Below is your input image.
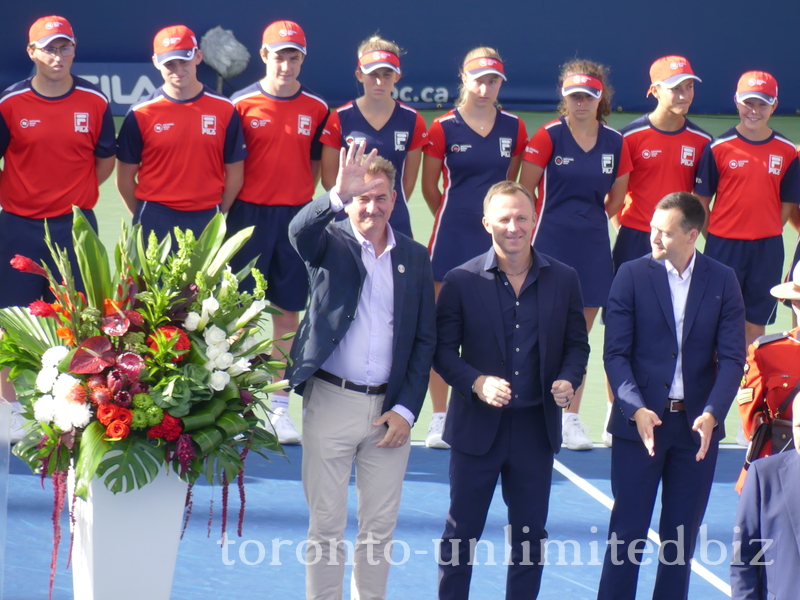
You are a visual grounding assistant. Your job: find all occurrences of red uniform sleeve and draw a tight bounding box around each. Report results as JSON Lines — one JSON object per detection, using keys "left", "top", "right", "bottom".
{"left": 738, "top": 344, "right": 766, "bottom": 440}
{"left": 522, "top": 126, "right": 553, "bottom": 168}
{"left": 513, "top": 118, "right": 528, "bottom": 156}
{"left": 408, "top": 112, "right": 429, "bottom": 151}
{"left": 423, "top": 120, "right": 446, "bottom": 160}
{"left": 319, "top": 109, "right": 342, "bottom": 149}
{"left": 618, "top": 137, "right": 633, "bottom": 177}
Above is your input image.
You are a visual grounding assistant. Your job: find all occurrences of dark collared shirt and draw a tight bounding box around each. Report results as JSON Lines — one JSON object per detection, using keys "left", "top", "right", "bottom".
{"left": 485, "top": 249, "right": 543, "bottom": 408}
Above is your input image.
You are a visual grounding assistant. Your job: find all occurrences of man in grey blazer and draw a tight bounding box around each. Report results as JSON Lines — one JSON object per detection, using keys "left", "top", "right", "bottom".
{"left": 286, "top": 141, "right": 436, "bottom": 600}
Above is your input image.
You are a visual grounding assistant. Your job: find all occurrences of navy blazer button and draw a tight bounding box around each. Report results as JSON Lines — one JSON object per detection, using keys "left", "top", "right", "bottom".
{"left": 332, "top": 338, "right": 339, "bottom": 344}
{"left": 672, "top": 352, "right": 677, "bottom": 358}
{"left": 664, "top": 383, "right": 670, "bottom": 389}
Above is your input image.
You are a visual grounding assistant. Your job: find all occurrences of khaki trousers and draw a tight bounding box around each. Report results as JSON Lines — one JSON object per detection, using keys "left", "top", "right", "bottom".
{"left": 302, "top": 376, "right": 411, "bottom": 600}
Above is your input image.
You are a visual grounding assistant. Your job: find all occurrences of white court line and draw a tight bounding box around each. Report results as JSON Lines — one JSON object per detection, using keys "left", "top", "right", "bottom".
{"left": 553, "top": 459, "right": 733, "bottom": 598}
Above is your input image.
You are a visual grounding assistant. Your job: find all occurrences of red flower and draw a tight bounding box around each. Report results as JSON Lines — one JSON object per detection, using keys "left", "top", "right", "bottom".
{"left": 147, "top": 326, "right": 191, "bottom": 363}
{"left": 147, "top": 413, "right": 182, "bottom": 441}
{"left": 116, "top": 407, "right": 133, "bottom": 426}
{"left": 106, "top": 420, "right": 130, "bottom": 439}
{"left": 90, "top": 386, "right": 112, "bottom": 404}
{"left": 96, "top": 403, "right": 120, "bottom": 426}
{"left": 28, "top": 299, "right": 58, "bottom": 318}
{"left": 10, "top": 255, "right": 47, "bottom": 277}
{"left": 87, "top": 375, "right": 105, "bottom": 389}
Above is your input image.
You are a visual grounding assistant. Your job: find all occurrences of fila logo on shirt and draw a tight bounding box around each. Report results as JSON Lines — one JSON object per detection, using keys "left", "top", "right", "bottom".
{"left": 768, "top": 155, "right": 784, "bottom": 175}
{"left": 19, "top": 118, "right": 41, "bottom": 128}
{"left": 298, "top": 115, "right": 312, "bottom": 136}
{"left": 641, "top": 149, "right": 662, "bottom": 159}
{"left": 554, "top": 156, "right": 573, "bottom": 166}
{"left": 728, "top": 159, "right": 748, "bottom": 169}
{"left": 202, "top": 115, "right": 217, "bottom": 135}
{"left": 499, "top": 137, "right": 512, "bottom": 158}
{"left": 680, "top": 146, "right": 696, "bottom": 167}
{"left": 74, "top": 113, "right": 89, "bottom": 133}
{"left": 394, "top": 131, "right": 409, "bottom": 151}
{"left": 601, "top": 154, "right": 615, "bottom": 174}
{"left": 450, "top": 144, "right": 472, "bottom": 153}
{"left": 153, "top": 122, "right": 175, "bottom": 133}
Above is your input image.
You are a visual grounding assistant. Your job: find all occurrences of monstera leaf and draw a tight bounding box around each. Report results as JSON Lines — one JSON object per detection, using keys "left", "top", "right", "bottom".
{"left": 95, "top": 436, "right": 167, "bottom": 494}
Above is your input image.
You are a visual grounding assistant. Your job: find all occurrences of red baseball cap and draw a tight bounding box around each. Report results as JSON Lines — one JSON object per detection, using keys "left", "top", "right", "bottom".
{"left": 262, "top": 21, "right": 306, "bottom": 54}
{"left": 561, "top": 74, "right": 603, "bottom": 99}
{"left": 463, "top": 57, "right": 506, "bottom": 81}
{"left": 29, "top": 16, "right": 75, "bottom": 47}
{"left": 153, "top": 25, "right": 198, "bottom": 66}
{"left": 647, "top": 56, "right": 701, "bottom": 96}
{"left": 736, "top": 71, "right": 778, "bottom": 105}
{"left": 359, "top": 51, "right": 401, "bottom": 74}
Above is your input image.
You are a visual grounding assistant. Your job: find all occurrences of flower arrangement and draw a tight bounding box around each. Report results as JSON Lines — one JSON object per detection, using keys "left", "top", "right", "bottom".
{"left": 1, "top": 209, "right": 287, "bottom": 594}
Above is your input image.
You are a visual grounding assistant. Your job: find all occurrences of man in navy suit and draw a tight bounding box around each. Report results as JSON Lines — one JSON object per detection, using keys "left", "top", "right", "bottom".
{"left": 286, "top": 142, "right": 436, "bottom": 600}
{"left": 598, "top": 192, "right": 746, "bottom": 600}
{"left": 434, "top": 181, "right": 590, "bottom": 599}
{"left": 731, "top": 394, "right": 800, "bottom": 600}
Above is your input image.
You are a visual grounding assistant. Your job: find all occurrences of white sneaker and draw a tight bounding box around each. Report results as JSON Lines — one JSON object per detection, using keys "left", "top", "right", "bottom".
{"left": 425, "top": 413, "right": 450, "bottom": 449}
{"left": 601, "top": 403, "right": 613, "bottom": 447}
{"left": 562, "top": 415, "right": 593, "bottom": 451}
{"left": 268, "top": 407, "right": 302, "bottom": 445}
{"left": 735, "top": 421, "right": 748, "bottom": 447}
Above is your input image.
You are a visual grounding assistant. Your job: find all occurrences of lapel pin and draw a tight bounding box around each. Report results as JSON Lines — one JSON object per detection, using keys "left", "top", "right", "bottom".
{"left": 397, "top": 264, "right": 405, "bottom": 273}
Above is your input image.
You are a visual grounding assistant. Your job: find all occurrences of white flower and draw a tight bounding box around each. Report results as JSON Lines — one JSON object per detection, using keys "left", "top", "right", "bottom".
{"left": 36, "top": 366, "right": 59, "bottom": 393}
{"left": 33, "top": 394, "right": 56, "bottom": 423}
{"left": 209, "top": 370, "right": 231, "bottom": 391}
{"left": 204, "top": 360, "right": 216, "bottom": 372}
{"left": 66, "top": 402, "right": 92, "bottom": 429}
{"left": 52, "top": 373, "right": 82, "bottom": 401}
{"left": 184, "top": 311, "right": 201, "bottom": 331}
{"left": 202, "top": 297, "right": 220, "bottom": 317}
{"left": 237, "top": 336, "right": 258, "bottom": 357}
{"left": 228, "top": 300, "right": 267, "bottom": 332}
{"left": 42, "top": 346, "right": 70, "bottom": 369}
{"left": 227, "top": 357, "right": 251, "bottom": 377}
{"left": 214, "top": 352, "right": 234, "bottom": 370}
{"left": 52, "top": 397, "right": 74, "bottom": 431}
{"left": 206, "top": 345, "right": 222, "bottom": 360}
{"left": 204, "top": 325, "right": 228, "bottom": 347}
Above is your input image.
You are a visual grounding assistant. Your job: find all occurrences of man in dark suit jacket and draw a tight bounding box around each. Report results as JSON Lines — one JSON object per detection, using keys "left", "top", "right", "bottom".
{"left": 598, "top": 192, "right": 745, "bottom": 600}
{"left": 434, "top": 181, "right": 590, "bottom": 599}
{"left": 731, "top": 394, "right": 800, "bottom": 600}
{"left": 286, "top": 142, "right": 436, "bottom": 600}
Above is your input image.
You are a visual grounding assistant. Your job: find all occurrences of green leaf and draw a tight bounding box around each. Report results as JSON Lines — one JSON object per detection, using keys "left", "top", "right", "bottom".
{"left": 205, "top": 227, "right": 254, "bottom": 281}
{"left": 186, "top": 213, "right": 226, "bottom": 282}
{"left": 180, "top": 397, "right": 227, "bottom": 431}
{"left": 72, "top": 206, "right": 112, "bottom": 310}
{"left": 0, "top": 307, "right": 60, "bottom": 355}
{"left": 214, "top": 411, "right": 250, "bottom": 438}
{"left": 73, "top": 421, "right": 110, "bottom": 499}
{"left": 192, "top": 426, "right": 225, "bottom": 455}
{"left": 95, "top": 437, "right": 166, "bottom": 494}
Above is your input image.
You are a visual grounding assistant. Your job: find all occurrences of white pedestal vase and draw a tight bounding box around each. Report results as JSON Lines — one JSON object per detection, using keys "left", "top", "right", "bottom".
{"left": 68, "top": 468, "right": 188, "bottom": 600}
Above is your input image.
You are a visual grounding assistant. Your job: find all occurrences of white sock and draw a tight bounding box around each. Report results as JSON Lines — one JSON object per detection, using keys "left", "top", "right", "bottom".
{"left": 271, "top": 394, "right": 289, "bottom": 411}
{"left": 563, "top": 412, "right": 578, "bottom": 423}
{"left": 432, "top": 412, "right": 446, "bottom": 420}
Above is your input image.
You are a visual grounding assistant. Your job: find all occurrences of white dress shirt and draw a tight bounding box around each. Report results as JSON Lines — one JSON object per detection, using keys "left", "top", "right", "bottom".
{"left": 320, "top": 190, "right": 415, "bottom": 425}
{"left": 665, "top": 251, "right": 696, "bottom": 400}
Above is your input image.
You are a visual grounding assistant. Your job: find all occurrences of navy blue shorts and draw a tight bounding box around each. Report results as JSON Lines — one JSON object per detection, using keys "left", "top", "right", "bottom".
{"left": 612, "top": 226, "right": 651, "bottom": 272}
{"left": 704, "top": 233, "right": 782, "bottom": 326}
{"left": 226, "top": 200, "right": 309, "bottom": 312}
{"left": 133, "top": 201, "right": 219, "bottom": 244}
{"left": 0, "top": 210, "right": 97, "bottom": 308}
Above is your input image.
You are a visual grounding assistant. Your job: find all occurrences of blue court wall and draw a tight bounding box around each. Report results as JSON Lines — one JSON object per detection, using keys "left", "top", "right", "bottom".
{"left": 3, "top": 0, "right": 800, "bottom": 115}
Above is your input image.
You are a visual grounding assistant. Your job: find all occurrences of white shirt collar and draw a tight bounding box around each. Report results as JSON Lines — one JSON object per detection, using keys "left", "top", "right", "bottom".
{"left": 665, "top": 250, "right": 696, "bottom": 281}
{"left": 352, "top": 223, "right": 396, "bottom": 257}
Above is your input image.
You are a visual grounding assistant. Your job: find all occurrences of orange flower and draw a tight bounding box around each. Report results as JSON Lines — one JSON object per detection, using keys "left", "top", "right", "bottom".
{"left": 116, "top": 407, "right": 133, "bottom": 426}
{"left": 106, "top": 420, "right": 130, "bottom": 439}
{"left": 56, "top": 327, "right": 75, "bottom": 346}
{"left": 104, "top": 298, "right": 122, "bottom": 316}
{"left": 96, "top": 402, "right": 120, "bottom": 426}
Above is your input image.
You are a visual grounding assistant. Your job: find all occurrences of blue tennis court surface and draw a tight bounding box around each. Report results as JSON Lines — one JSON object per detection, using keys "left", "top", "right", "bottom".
{"left": 4, "top": 444, "right": 747, "bottom": 599}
